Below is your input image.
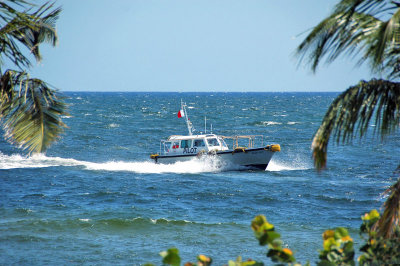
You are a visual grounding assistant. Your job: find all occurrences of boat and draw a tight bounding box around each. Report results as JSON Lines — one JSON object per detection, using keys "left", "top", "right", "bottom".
{"left": 150, "top": 101, "right": 280, "bottom": 170}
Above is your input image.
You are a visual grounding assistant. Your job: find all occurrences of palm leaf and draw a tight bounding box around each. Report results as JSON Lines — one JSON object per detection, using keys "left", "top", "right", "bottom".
{"left": 296, "top": 0, "right": 400, "bottom": 77}
{"left": 374, "top": 177, "right": 400, "bottom": 238}
{"left": 312, "top": 79, "right": 400, "bottom": 169}
{"left": 0, "top": 69, "right": 67, "bottom": 153}
{"left": 11, "top": 3, "right": 61, "bottom": 62}
{"left": 297, "top": 10, "right": 381, "bottom": 72}
{"left": 0, "top": 1, "right": 60, "bottom": 70}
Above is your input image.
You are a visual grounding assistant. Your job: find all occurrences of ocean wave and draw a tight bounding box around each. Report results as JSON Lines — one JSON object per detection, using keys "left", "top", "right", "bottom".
{"left": 14, "top": 208, "right": 34, "bottom": 214}
{"left": 108, "top": 123, "right": 119, "bottom": 128}
{"left": 315, "top": 194, "right": 379, "bottom": 204}
{"left": 253, "top": 121, "right": 283, "bottom": 126}
{"left": 2, "top": 217, "right": 237, "bottom": 232}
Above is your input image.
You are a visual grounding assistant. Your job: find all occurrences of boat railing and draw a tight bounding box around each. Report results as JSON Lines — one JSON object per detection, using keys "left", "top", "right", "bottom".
{"left": 221, "top": 135, "right": 264, "bottom": 149}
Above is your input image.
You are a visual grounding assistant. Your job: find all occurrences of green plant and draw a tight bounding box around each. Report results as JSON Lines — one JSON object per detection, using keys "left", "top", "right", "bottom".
{"left": 318, "top": 228, "right": 354, "bottom": 266}
{"left": 147, "top": 209, "right": 400, "bottom": 266}
{"left": 251, "top": 215, "right": 296, "bottom": 264}
{"left": 0, "top": 1, "right": 67, "bottom": 153}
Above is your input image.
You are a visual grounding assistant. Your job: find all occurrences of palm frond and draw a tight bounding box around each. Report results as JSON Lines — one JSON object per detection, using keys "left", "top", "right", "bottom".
{"left": 364, "top": 8, "right": 400, "bottom": 73}
{"left": 312, "top": 79, "right": 400, "bottom": 169}
{"left": 9, "top": 3, "right": 61, "bottom": 62}
{"left": 332, "top": 0, "right": 391, "bottom": 18}
{"left": 375, "top": 177, "right": 400, "bottom": 238}
{"left": 297, "top": 0, "right": 400, "bottom": 77}
{"left": 0, "top": 1, "right": 60, "bottom": 69}
{"left": 297, "top": 10, "right": 381, "bottom": 72}
{"left": 0, "top": 69, "right": 68, "bottom": 153}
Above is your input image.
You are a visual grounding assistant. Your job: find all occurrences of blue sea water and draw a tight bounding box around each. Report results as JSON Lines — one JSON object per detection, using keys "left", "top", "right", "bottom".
{"left": 0, "top": 92, "right": 399, "bottom": 265}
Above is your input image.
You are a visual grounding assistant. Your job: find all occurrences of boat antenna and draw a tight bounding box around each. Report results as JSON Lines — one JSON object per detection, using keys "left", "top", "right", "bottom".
{"left": 181, "top": 99, "right": 194, "bottom": 136}
{"left": 204, "top": 116, "right": 207, "bottom": 134}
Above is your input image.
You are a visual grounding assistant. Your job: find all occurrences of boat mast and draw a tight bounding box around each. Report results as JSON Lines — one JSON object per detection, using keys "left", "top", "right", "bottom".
{"left": 181, "top": 99, "right": 194, "bottom": 136}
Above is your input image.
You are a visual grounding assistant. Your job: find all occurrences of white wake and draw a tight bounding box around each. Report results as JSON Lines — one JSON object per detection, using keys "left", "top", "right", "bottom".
{"left": 0, "top": 153, "right": 227, "bottom": 174}
{"left": 266, "top": 158, "right": 312, "bottom": 171}
{"left": 0, "top": 153, "right": 311, "bottom": 173}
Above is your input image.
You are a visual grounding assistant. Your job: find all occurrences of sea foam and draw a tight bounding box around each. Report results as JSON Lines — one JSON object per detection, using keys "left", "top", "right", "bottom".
{"left": 0, "top": 152, "right": 309, "bottom": 173}
{"left": 266, "top": 158, "right": 312, "bottom": 171}
{"left": 0, "top": 153, "right": 231, "bottom": 173}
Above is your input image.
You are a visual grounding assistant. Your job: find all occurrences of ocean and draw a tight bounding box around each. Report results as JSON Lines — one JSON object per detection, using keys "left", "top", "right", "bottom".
{"left": 0, "top": 92, "right": 399, "bottom": 265}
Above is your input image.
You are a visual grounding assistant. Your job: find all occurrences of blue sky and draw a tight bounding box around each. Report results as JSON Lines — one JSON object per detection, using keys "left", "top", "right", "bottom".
{"left": 29, "top": 0, "right": 373, "bottom": 92}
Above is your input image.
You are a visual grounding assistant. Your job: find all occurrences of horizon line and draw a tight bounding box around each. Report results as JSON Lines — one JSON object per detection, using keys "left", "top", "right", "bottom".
{"left": 62, "top": 90, "right": 341, "bottom": 93}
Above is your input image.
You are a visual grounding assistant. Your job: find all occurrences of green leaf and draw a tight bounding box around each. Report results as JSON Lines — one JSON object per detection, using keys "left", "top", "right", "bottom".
{"left": 317, "top": 260, "right": 337, "bottom": 266}
{"left": 0, "top": 70, "right": 68, "bottom": 153}
{"left": 160, "top": 248, "right": 181, "bottom": 266}
{"left": 334, "top": 227, "right": 349, "bottom": 239}
{"left": 311, "top": 79, "right": 400, "bottom": 169}
{"left": 296, "top": 0, "right": 400, "bottom": 78}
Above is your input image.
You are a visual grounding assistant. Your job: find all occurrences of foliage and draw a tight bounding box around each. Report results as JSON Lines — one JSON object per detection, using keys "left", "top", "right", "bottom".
{"left": 318, "top": 228, "right": 355, "bottom": 266}
{"left": 296, "top": 0, "right": 400, "bottom": 79}
{"left": 310, "top": 79, "right": 400, "bottom": 169}
{"left": 251, "top": 215, "right": 296, "bottom": 264}
{"left": 296, "top": 0, "right": 400, "bottom": 170}
{"left": 359, "top": 209, "right": 400, "bottom": 265}
{"left": 160, "top": 248, "right": 181, "bottom": 266}
{"left": 145, "top": 210, "right": 400, "bottom": 266}
{"left": 0, "top": 0, "right": 67, "bottom": 153}
{"left": 226, "top": 256, "right": 263, "bottom": 266}
{"left": 375, "top": 178, "right": 400, "bottom": 238}
{"left": 0, "top": 69, "right": 67, "bottom": 153}
{"left": 296, "top": 3, "right": 400, "bottom": 265}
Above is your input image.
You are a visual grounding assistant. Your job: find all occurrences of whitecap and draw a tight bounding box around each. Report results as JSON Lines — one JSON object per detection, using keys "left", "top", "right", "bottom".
{"left": 262, "top": 121, "right": 282, "bottom": 126}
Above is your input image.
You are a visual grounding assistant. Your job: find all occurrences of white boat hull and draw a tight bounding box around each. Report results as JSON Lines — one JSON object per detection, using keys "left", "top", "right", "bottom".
{"left": 152, "top": 146, "right": 275, "bottom": 170}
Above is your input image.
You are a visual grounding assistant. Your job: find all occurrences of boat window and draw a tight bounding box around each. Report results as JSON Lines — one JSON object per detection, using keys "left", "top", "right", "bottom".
{"left": 193, "top": 139, "right": 205, "bottom": 147}
{"left": 207, "top": 138, "right": 219, "bottom": 147}
{"left": 220, "top": 138, "right": 228, "bottom": 148}
{"left": 164, "top": 141, "right": 172, "bottom": 153}
{"left": 181, "top": 139, "right": 192, "bottom": 148}
{"left": 172, "top": 141, "right": 180, "bottom": 149}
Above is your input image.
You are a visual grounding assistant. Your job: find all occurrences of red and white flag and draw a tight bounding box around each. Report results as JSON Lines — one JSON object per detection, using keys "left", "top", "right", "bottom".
{"left": 177, "top": 109, "right": 185, "bottom": 118}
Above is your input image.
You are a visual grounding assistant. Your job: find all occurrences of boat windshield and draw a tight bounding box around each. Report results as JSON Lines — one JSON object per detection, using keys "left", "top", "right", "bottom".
{"left": 207, "top": 138, "right": 219, "bottom": 147}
